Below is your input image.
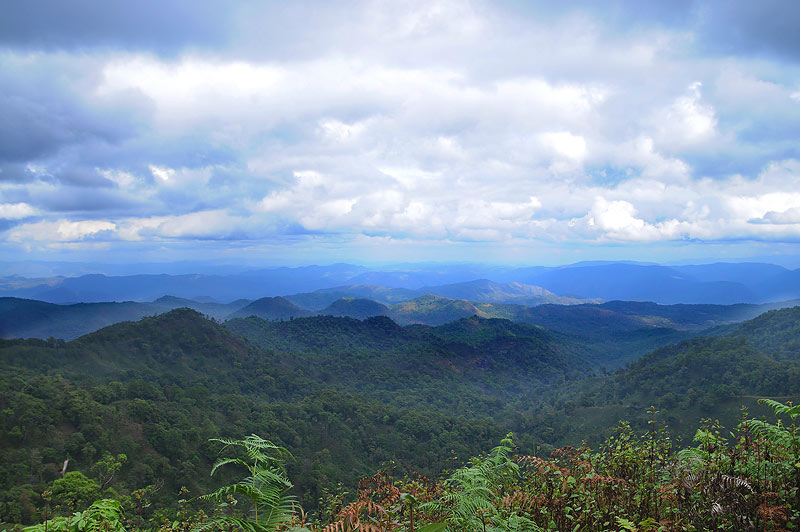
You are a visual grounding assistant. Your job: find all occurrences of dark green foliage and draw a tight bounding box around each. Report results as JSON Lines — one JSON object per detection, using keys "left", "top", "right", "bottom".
{"left": 224, "top": 313, "right": 586, "bottom": 414}
{"left": 731, "top": 306, "right": 800, "bottom": 360}
{"left": 23, "top": 498, "right": 125, "bottom": 532}
{"left": 0, "top": 310, "right": 516, "bottom": 522}
{"left": 50, "top": 473, "right": 100, "bottom": 513}
{"left": 228, "top": 298, "right": 313, "bottom": 321}
{"left": 3, "top": 304, "right": 800, "bottom": 530}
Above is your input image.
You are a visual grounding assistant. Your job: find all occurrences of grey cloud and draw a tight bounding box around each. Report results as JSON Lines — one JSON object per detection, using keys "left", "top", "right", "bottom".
{"left": 696, "top": 0, "right": 800, "bottom": 62}
{"left": 5, "top": 0, "right": 799, "bottom": 67}
{"left": 0, "top": 163, "right": 38, "bottom": 183}
{"left": 751, "top": 207, "right": 800, "bottom": 225}
{"left": 0, "top": 0, "right": 376, "bottom": 63}
{"left": 33, "top": 186, "right": 145, "bottom": 213}
{"left": 81, "top": 134, "right": 240, "bottom": 177}
{"left": 0, "top": 56, "right": 151, "bottom": 169}
{"left": 501, "top": 0, "right": 696, "bottom": 28}
{"left": 53, "top": 166, "right": 116, "bottom": 188}
{"left": 0, "top": 0, "right": 232, "bottom": 54}
{"left": 501, "top": 0, "right": 800, "bottom": 66}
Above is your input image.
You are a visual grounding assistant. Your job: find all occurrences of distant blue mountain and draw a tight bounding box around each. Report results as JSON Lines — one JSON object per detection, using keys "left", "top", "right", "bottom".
{"left": 0, "top": 261, "right": 798, "bottom": 305}
{"left": 517, "top": 264, "right": 759, "bottom": 304}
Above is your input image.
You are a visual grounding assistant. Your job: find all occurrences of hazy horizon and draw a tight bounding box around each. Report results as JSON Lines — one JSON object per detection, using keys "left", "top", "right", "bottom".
{"left": 3, "top": 255, "right": 800, "bottom": 280}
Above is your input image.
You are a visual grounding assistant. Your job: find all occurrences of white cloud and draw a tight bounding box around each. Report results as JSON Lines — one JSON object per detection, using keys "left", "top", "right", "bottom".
{"left": 56, "top": 220, "right": 116, "bottom": 240}
{"left": 318, "top": 118, "right": 369, "bottom": 143}
{"left": 8, "top": 219, "right": 116, "bottom": 242}
{"left": 586, "top": 198, "right": 661, "bottom": 241}
{"left": 540, "top": 131, "right": 587, "bottom": 161}
{"left": 728, "top": 192, "right": 800, "bottom": 221}
{"left": 0, "top": 202, "right": 38, "bottom": 219}
{"left": 99, "top": 169, "right": 139, "bottom": 188}
{"left": 156, "top": 210, "right": 244, "bottom": 238}
{"left": 3, "top": 2, "right": 800, "bottom": 260}
{"left": 149, "top": 165, "right": 175, "bottom": 182}
{"left": 652, "top": 81, "right": 717, "bottom": 151}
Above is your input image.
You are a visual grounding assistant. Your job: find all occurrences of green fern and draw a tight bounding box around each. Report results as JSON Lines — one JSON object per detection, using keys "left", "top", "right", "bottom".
{"left": 758, "top": 398, "right": 800, "bottom": 423}
{"left": 746, "top": 399, "right": 800, "bottom": 451}
{"left": 423, "top": 433, "right": 520, "bottom": 531}
{"left": 199, "top": 435, "right": 296, "bottom": 532}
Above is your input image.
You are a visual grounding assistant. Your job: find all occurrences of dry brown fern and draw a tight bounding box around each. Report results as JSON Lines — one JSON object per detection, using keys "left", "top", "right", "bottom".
{"left": 322, "top": 498, "right": 394, "bottom": 532}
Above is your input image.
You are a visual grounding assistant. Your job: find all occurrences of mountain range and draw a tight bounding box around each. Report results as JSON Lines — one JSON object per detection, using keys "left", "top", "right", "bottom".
{"left": 4, "top": 298, "right": 800, "bottom": 519}
{"left": 3, "top": 261, "right": 800, "bottom": 305}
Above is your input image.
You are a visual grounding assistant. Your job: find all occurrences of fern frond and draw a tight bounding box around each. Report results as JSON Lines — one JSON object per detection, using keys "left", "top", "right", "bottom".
{"left": 744, "top": 419, "right": 793, "bottom": 446}
{"left": 758, "top": 399, "right": 800, "bottom": 421}
{"left": 196, "top": 513, "right": 293, "bottom": 532}
{"left": 677, "top": 447, "right": 706, "bottom": 468}
{"left": 201, "top": 479, "right": 291, "bottom": 508}
{"left": 209, "top": 457, "right": 251, "bottom": 476}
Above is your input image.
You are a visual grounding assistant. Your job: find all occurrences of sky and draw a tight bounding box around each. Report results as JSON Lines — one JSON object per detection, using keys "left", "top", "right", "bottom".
{"left": 2, "top": 0, "right": 800, "bottom": 268}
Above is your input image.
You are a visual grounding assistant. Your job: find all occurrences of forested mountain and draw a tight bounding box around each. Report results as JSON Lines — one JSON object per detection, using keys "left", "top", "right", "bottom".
{"left": 224, "top": 313, "right": 583, "bottom": 407}
{"left": 284, "top": 284, "right": 420, "bottom": 309}
{"left": 0, "top": 309, "right": 504, "bottom": 520}
{"left": 319, "top": 297, "right": 393, "bottom": 319}
{"left": 3, "top": 303, "right": 800, "bottom": 527}
{"left": 149, "top": 296, "right": 252, "bottom": 319}
{"left": 0, "top": 297, "right": 164, "bottom": 341}
{"left": 416, "top": 279, "right": 597, "bottom": 305}
{"left": 6, "top": 293, "right": 796, "bottom": 374}
{"left": 227, "top": 296, "right": 313, "bottom": 321}
{"left": 559, "top": 305, "right": 800, "bottom": 440}
{"left": 0, "top": 304, "right": 682, "bottom": 522}
{"left": 0, "top": 296, "right": 251, "bottom": 340}
{"left": 286, "top": 280, "right": 595, "bottom": 308}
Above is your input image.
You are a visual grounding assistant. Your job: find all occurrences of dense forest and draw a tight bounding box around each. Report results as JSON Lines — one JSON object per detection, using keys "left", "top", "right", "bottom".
{"left": 6, "top": 404, "right": 800, "bottom": 531}
{"left": 2, "top": 305, "right": 800, "bottom": 530}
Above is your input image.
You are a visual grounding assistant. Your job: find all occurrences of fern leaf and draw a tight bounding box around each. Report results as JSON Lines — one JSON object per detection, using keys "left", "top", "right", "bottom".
{"left": 745, "top": 419, "right": 793, "bottom": 446}
{"left": 758, "top": 398, "right": 800, "bottom": 421}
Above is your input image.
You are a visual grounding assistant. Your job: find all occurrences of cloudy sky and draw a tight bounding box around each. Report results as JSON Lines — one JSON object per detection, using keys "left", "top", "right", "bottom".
{"left": 2, "top": 0, "right": 800, "bottom": 267}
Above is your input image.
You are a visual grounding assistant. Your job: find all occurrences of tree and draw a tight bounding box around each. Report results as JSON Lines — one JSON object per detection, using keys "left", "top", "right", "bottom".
{"left": 50, "top": 472, "right": 100, "bottom": 514}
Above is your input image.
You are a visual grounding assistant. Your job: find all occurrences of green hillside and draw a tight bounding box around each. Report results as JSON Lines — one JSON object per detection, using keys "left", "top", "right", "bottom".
{"left": 223, "top": 313, "right": 584, "bottom": 409}
{"left": 3, "top": 305, "right": 800, "bottom": 528}
{"left": 227, "top": 296, "right": 313, "bottom": 320}
{"left": 558, "top": 305, "right": 800, "bottom": 443}
{"left": 319, "top": 297, "right": 393, "bottom": 319}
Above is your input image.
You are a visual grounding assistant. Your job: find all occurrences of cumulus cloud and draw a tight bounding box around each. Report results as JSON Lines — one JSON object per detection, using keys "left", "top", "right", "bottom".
{"left": 8, "top": 219, "right": 116, "bottom": 242}
{"left": 586, "top": 198, "right": 660, "bottom": 241}
{"left": 1, "top": 0, "right": 799, "bottom": 262}
{"left": 0, "top": 202, "right": 38, "bottom": 219}
{"left": 654, "top": 82, "right": 718, "bottom": 149}
{"left": 753, "top": 207, "right": 800, "bottom": 225}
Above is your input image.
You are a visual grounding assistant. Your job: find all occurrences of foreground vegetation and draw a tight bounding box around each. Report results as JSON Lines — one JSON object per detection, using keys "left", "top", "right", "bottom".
{"left": 12, "top": 399, "right": 800, "bottom": 532}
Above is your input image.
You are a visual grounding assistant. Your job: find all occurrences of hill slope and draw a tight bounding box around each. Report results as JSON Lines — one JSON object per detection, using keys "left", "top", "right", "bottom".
{"left": 319, "top": 297, "right": 393, "bottom": 319}
{"left": 560, "top": 305, "right": 800, "bottom": 442}
{"left": 4, "top": 305, "right": 800, "bottom": 524}
{"left": 0, "top": 296, "right": 250, "bottom": 340}
{"left": 227, "top": 296, "right": 313, "bottom": 320}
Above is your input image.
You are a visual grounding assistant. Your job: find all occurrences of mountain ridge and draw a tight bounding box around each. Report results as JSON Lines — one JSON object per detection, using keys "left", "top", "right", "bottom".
{"left": 3, "top": 261, "right": 799, "bottom": 305}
